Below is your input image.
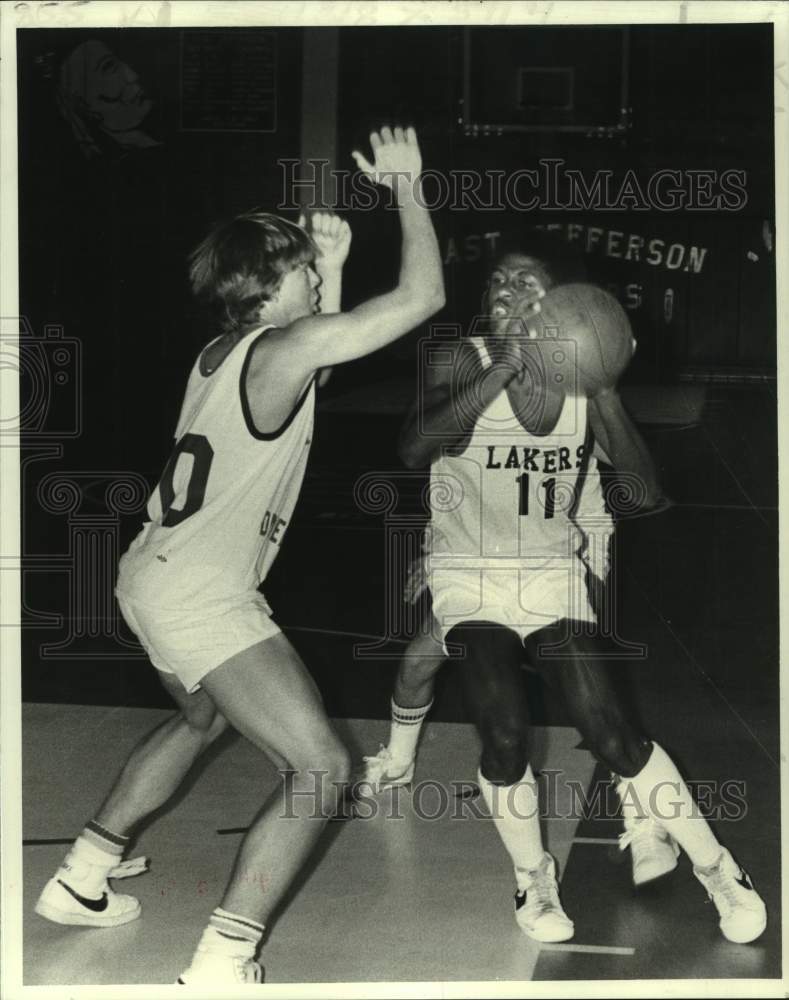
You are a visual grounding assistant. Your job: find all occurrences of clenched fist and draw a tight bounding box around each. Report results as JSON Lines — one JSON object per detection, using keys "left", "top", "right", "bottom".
{"left": 300, "top": 211, "right": 352, "bottom": 271}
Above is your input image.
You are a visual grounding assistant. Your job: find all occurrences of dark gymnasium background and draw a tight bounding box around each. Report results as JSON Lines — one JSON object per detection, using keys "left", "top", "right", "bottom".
{"left": 16, "top": 24, "right": 777, "bottom": 757}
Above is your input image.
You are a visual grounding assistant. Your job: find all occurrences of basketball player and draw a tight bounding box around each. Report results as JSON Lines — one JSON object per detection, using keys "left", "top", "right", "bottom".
{"left": 362, "top": 242, "right": 767, "bottom": 945}
{"left": 35, "top": 126, "right": 445, "bottom": 985}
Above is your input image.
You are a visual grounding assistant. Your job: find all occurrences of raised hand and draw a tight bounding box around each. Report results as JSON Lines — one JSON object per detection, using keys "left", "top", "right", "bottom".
{"left": 351, "top": 126, "right": 422, "bottom": 196}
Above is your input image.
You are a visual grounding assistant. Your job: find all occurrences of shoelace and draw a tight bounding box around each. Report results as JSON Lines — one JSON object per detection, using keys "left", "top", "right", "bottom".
{"left": 618, "top": 817, "right": 662, "bottom": 853}
{"left": 361, "top": 744, "right": 390, "bottom": 766}
{"left": 108, "top": 856, "right": 148, "bottom": 879}
{"left": 361, "top": 746, "right": 411, "bottom": 776}
{"left": 524, "top": 870, "right": 559, "bottom": 914}
{"left": 704, "top": 865, "right": 745, "bottom": 916}
{"left": 235, "top": 958, "right": 262, "bottom": 983}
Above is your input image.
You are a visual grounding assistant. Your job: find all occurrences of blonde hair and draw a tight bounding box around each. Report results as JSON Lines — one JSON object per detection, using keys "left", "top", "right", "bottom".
{"left": 189, "top": 212, "right": 317, "bottom": 332}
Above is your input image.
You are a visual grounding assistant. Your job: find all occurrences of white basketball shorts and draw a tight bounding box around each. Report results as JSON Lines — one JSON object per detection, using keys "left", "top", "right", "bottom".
{"left": 428, "top": 552, "right": 603, "bottom": 648}
{"left": 116, "top": 588, "right": 280, "bottom": 694}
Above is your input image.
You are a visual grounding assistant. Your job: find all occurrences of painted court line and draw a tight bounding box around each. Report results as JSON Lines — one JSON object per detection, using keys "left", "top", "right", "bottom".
{"left": 572, "top": 836, "right": 620, "bottom": 845}
{"left": 540, "top": 943, "right": 635, "bottom": 956}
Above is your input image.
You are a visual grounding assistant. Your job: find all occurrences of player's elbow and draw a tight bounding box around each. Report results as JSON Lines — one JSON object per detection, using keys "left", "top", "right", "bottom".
{"left": 403, "top": 281, "right": 445, "bottom": 322}
{"left": 398, "top": 429, "right": 431, "bottom": 469}
{"left": 425, "top": 285, "right": 446, "bottom": 316}
{"left": 642, "top": 480, "right": 666, "bottom": 512}
{"left": 398, "top": 439, "right": 424, "bottom": 469}
{"left": 400, "top": 447, "right": 429, "bottom": 470}
{"left": 428, "top": 285, "right": 446, "bottom": 312}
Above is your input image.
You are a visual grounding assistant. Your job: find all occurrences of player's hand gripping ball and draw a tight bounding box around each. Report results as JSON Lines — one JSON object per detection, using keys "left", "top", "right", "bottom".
{"left": 529, "top": 283, "right": 635, "bottom": 397}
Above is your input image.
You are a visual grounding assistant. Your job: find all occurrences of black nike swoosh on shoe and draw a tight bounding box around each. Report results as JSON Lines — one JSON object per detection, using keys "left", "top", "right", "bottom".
{"left": 735, "top": 871, "right": 754, "bottom": 891}
{"left": 56, "top": 879, "right": 109, "bottom": 912}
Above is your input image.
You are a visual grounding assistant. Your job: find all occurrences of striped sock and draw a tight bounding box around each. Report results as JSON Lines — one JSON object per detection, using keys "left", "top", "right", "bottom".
{"left": 388, "top": 698, "right": 433, "bottom": 763}
{"left": 202, "top": 907, "right": 265, "bottom": 958}
{"left": 58, "top": 821, "right": 129, "bottom": 896}
{"left": 82, "top": 820, "right": 129, "bottom": 857}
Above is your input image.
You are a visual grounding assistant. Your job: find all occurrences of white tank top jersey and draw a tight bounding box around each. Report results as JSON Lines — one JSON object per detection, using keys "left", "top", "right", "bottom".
{"left": 117, "top": 326, "right": 315, "bottom": 608}
{"left": 429, "top": 337, "right": 610, "bottom": 565}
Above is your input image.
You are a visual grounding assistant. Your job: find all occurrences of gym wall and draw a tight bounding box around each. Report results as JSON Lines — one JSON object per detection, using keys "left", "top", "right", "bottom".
{"left": 17, "top": 24, "right": 775, "bottom": 480}
{"left": 15, "top": 24, "right": 776, "bottom": 705}
{"left": 336, "top": 24, "right": 775, "bottom": 386}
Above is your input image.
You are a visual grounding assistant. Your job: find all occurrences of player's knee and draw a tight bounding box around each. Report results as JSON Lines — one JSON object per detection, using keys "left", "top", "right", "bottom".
{"left": 481, "top": 726, "right": 529, "bottom": 785}
{"left": 590, "top": 726, "right": 649, "bottom": 778}
{"left": 324, "top": 743, "right": 352, "bottom": 786}
{"left": 182, "top": 702, "right": 228, "bottom": 743}
{"left": 294, "top": 740, "right": 351, "bottom": 788}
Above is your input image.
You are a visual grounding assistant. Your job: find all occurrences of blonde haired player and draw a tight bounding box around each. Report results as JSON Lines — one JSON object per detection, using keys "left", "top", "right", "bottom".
{"left": 36, "top": 126, "right": 445, "bottom": 985}
{"left": 362, "top": 244, "right": 766, "bottom": 946}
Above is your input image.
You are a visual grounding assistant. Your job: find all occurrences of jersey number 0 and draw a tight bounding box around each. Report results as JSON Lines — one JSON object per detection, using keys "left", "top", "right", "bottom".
{"left": 159, "top": 433, "right": 214, "bottom": 527}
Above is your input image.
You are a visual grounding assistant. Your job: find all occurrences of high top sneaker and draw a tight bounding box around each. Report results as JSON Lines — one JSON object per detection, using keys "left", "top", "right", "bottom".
{"left": 177, "top": 928, "right": 264, "bottom": 985}
{"left": 358, "top": 745, "right": 415, "bottom": 793}
{"left": 619, "top": 813, "right": 680, "bottom": 886}
{"left": 514, "top": 852, "right": 574, "bottom": 943}
{"left": 35, "top": 852, "right": 147, "bottom": 928}
{"left": 694, "top": 847, "right": 767, "bottom": 944}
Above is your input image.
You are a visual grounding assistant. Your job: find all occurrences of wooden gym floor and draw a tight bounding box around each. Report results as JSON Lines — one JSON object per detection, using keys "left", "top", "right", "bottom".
{"left": 17, "top": 382, "right": 782, "bottom": 988}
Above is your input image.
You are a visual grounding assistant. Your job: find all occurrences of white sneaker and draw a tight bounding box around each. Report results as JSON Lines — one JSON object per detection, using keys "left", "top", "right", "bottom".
{"left": 619, "top": 815, "right": 680, "bottom": 886}
{"left": 358, "top": 745, "right": 415, "bottom": 793}
{"left": 35, "top": 856, "right": 147, "bottom": 928}
{"left": 178, "top": 947, "right": 263, "bottom": 984}
{"left": 694, "top": 847, "right": 767, "bottom": 944}
{"left": 514, "top": 853, "right": 575, "bottom": 943}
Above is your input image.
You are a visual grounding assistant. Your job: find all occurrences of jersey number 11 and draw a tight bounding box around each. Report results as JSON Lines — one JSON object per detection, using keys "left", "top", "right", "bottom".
{"left": 518, "top": 474, "right": 556, "bottom": 519}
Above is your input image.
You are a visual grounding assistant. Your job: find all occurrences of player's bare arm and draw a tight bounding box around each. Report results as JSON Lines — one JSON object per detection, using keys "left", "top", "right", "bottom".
{"left": 304, "top": 210, "right": 352, "bottom": 387}
{"left": 587, "top": 387, "right": 666, "bottom": 510}
{"left": 398, "top": 338, "right": 516, "bottom": 467}
{"left": 399, "top": 257, "right": 549, "bottom": 468}
{"left": 399, "top": 314, "right": 548, "bottom": 469}
{"left": 257, "top": 127, "right": 443, "bottom": 370}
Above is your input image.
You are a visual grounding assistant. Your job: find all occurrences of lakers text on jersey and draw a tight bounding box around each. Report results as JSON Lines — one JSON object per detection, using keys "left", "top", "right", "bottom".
{"left": 427, "top": 338, "right": 612, "bottom": 642}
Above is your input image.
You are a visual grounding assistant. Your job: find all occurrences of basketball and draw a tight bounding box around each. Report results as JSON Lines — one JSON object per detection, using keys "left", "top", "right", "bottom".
{"left": 531, "top": 283, "right": 634, "bottom": 396}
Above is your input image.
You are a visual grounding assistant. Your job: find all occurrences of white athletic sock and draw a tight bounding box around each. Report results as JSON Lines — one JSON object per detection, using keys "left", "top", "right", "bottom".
{"left": 82, "top": 819, "right": 128, "bottom": 856}
{"left": 201, "top": 907, "right": 265, "bottom": 958}
{"left": 58, "top": 821, "right": 128, "bottom": 896}
{"left": 388, "top": 698, "right": 432, "bottom": 763}
{"left": 477, "top": 765, "right": 546, "bottom": 884}
{"left": 616, "top": 773, "right": 646, "bottom": 824}
{"left": 618, "top": 742, "right": 722, "bottom": 868}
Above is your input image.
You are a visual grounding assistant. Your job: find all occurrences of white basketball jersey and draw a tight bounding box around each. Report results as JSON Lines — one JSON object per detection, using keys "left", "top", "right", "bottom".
{"left": 118, "top": 326, "right": 315, "bottom": 607}
{"left": 429, "top": 338, "right": 608, "bottom": 564}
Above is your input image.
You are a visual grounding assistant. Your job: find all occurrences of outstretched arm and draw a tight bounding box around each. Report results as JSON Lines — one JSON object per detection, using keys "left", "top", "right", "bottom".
{"left": 275, "top": 126, "right": 444, "bottom": 371}
{"left": 588, "top": 388, "right": 668, "bottom": 512}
